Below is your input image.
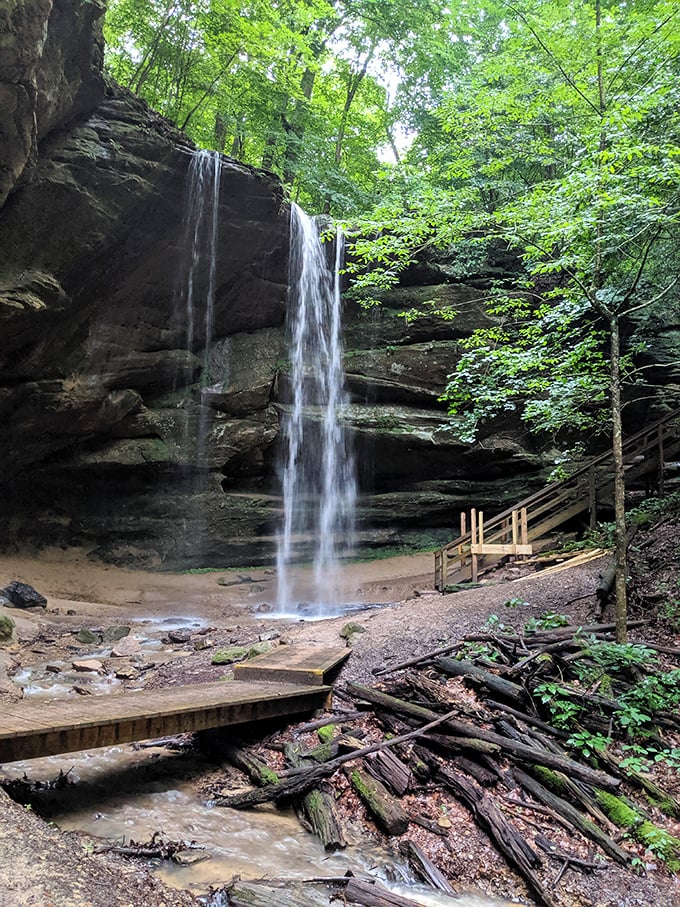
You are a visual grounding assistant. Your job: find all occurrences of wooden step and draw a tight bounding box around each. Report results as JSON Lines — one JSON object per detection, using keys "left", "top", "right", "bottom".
{"left": 233, "top": 645, "right": 350, "bottom": 685}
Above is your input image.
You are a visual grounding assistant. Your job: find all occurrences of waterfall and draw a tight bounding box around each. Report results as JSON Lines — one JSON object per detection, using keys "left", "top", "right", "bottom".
{"left": 173, "top": 149, "right": 223, "bottom": 561}
{"left": 178, "top": 149, "right": 221, "bottom": 395}
{"left": 275, "top": 203, "right": 357, "bottom": 615}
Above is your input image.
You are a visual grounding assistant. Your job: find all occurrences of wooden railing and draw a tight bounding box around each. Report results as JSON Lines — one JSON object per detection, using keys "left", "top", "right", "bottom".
{"left": 434, "top": 406, "right": 680, "bottom": 591}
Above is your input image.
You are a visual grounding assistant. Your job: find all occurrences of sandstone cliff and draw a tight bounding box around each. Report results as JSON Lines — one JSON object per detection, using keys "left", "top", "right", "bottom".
{"left": 0, "top": 0, "right": 552, "bottom": 569}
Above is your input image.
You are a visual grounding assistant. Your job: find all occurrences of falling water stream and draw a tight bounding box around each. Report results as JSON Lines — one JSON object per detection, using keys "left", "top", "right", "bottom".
{"left": 276, "top": 204, "right": 357, "bottom": 616}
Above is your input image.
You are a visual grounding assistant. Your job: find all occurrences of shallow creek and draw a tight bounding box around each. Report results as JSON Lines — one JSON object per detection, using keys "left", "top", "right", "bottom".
{"left": 3, "top": 617, "right": 514, "bottom": 907}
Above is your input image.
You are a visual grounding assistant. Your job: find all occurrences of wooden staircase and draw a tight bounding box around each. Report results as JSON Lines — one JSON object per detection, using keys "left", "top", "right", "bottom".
{"left": 434, "top": 406, "right": 680, "bottom": 591}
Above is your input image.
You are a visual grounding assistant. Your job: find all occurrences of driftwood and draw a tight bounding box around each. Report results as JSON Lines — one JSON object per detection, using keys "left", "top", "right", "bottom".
{"left": 214, "top": 708, "right": 465, "bottom": 809}
{"left": 301, "top": 782, "right": 346, "bottom": 851}
{"left": 94, "top": 832, "right": 205, "bottom": 862}
{"left": 345, "top": 682, "right": 620, "bottom": 791}
{"left": 346, "top": 765, "right": 409, "bottom": 836}
{"left": 398, "top": 839, "right": 455, "bottom": 894}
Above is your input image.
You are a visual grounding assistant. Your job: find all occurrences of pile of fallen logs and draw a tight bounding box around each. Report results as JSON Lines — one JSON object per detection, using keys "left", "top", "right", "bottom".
{"left": 211, "top": 619, "right": 680, "bottom": 907}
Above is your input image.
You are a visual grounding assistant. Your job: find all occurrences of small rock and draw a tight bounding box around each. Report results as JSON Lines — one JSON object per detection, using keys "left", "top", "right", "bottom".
{"left": 66, "top": 609, "right": 77, "bottom": 615}
{"left": 102, "top": 626, "right": 130, "bottom": 643}
{"left": 247, "top": 641, "right": 273, "bottom": 658}
{"left": 258, "top": 631, "right": 280, "bottom": 642}
{"left": 114, "top": 667, "right": 139, "bottom": 680}
{"left": 1, "top": 581, "right": 47, "bottom": 609}
{"left": 76, "top": 628, "right": 101, "bottom": 645}
{"left": 211, "top": 645, "right": 248, "bottom": 665}
{"left": 167, "top": 631, "right": 191, "bottom": 644}
{"left": 256, "top": 603, "right": 270, "bottom": 613}
{"left": 193, "top": 637, "right": 214, "bottom": 650}
{"left": 111, "top": 637, "right": 142, "bottom": 657}
{"left": 340, "top": 622, "right": 366, "bottom": 640}
{"left": 45, "top": 664, "right": 63, "bottom": 674}
{"left": 73, "top": 685, "right": 93, "bottom": 695}
{"left": 72, "top": 659, "right": 105, "bottom": 673}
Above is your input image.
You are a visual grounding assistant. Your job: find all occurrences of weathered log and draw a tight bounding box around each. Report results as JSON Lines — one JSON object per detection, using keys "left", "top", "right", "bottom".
{"left": 534, "top": 833, "right": 607, "bottom": 871}
{"left": 512, "top": 768, "right": 630, "bottom": 865}
{"left": 214, "top": 708, "right": 464, "bottom": 809}
{"left": 345, "top": 682, "right": 620, "bottom": 790}
{"left": 301, "top": 782, "right": 346, "bottom": 851}
{"left": 347, "top": 765, "right": 410, "bottom": 836}
{"left": 372, "top": 642, "right": 462, "bottom": 676}
{"left": 293, "top": 710, "right": 365, "bottom": 735}
{"left": 343, "top": 877, "right": 431, "bottom": 907}
{"left": 452, "top": 754, "right": 500, "bottom": 787}
{"left": 435, "top": 657, "right": 528, "bottom": 706}
{"left": 398, "top": 839, "right": 455, "bottom": 894}
{"left": 483, "top": 700, "right": 569, "bottom": 740}
{"left": 220, "top": 742, "right": 279, "bottom": 786}
{"left": 434, "top": 763, "right": 561, "bottom": 907}
{"left": 365, "top": 748, "right": 411, "bottom": 796}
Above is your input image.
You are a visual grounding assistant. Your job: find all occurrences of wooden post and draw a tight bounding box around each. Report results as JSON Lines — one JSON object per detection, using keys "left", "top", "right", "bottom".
{"left": 520, "top": 507, "right": 528, "bottom": 555}
{"left": 470, "top": 509, "right": 478, "bottom": 583}
{"left": 511, "top": 509, "right": 519, "bottom": 557}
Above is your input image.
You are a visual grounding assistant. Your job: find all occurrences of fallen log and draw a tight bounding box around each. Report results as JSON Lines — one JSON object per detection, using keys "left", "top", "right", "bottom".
{"left": 343, "top": 877, "right": 430, "bottom": 907}
{"left": 214, "top": 708, "right": 465, "bottom": 809}
{"left": 365, "top": 748, "right": 411, "bottom": 796}
{"left": 301, "top": 782, "right": 346, "bottom": 851}
{"left": 372, "top": 642, "right": 462, "bottom": 676}
{"left": 433, "top": 763, "right": 560, "bottom": 907}
{"left": 398, "top": 839, "right": 455, "bottom": 894}
{"left": 347, "top": 765, "right": 410, "bottom": 836}
{"left": 220, "top": 742, "right": 280, "bottom": 786}
{"left": 512, "top": 768, "right": 630, "bottom": 865}
{"left": 345, "top": 682, "right": 620, "bottom": 791}
{"left": 435, "top": 656, "right": 528, "bottom": 706}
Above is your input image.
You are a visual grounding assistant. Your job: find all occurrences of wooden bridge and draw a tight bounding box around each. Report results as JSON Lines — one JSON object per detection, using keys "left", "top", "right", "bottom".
{"left": 435, "top": 406, "right": 680, "bottom": 591}
{"left": 0, "top": 646, "right": 349, "bottom": 763}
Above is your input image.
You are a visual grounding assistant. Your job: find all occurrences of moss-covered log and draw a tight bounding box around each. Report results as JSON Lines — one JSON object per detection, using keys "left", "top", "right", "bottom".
{"left": 348, "top": 766, "right": 409, "bottom": 836}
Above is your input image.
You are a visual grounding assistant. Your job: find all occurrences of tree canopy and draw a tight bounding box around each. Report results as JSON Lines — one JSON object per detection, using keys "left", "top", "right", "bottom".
{"left": 103, "top": 0, "right": 680, "bottom": 639}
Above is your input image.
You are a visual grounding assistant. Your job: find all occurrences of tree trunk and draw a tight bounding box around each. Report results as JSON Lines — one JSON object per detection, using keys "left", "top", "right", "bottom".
{"left": 609, "top": 312, "right": 629, "bottom": 643}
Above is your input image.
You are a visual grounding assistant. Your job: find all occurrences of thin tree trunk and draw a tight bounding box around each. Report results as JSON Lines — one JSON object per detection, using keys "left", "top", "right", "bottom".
{"left": 609, "top": 313, "right": 628, "bottom": 643}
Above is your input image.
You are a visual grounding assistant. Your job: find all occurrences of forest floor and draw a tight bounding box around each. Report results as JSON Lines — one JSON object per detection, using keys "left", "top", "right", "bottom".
{"left": 0, "top": 529, "right": 679, "bottom": 907}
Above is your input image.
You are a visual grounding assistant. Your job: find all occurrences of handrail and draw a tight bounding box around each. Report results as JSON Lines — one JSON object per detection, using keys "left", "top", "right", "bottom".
{"left": 435, "top": 405, "right": 680, "bottom": 589}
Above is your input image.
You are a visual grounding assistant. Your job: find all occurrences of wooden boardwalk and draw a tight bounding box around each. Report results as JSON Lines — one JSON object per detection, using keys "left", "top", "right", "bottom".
{"left": 0, "top": 646, "right": 349, "bottom": 763}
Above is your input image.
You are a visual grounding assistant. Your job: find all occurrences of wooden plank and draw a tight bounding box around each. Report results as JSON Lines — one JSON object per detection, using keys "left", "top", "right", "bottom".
{"left": 470, "top": 544, "right": 533, "bottom": 556}
{"left": 233, "top": 645, "right": 350, "bottom": 685}
{"left": 0, "top": 680, "right": 331, "bottom": 763}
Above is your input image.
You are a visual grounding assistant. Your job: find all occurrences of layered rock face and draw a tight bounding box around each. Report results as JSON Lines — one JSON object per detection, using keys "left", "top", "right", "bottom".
{"left": 0, "top": 0, "right": 553, "bottom": 568}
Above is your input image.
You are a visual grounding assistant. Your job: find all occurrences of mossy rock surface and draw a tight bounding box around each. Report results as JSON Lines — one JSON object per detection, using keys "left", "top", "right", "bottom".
{"left": 0, "top": 613, "right": 15, "bottom": 643}
{"left": 212, "top": 646, "right": 248, "bottom": 665}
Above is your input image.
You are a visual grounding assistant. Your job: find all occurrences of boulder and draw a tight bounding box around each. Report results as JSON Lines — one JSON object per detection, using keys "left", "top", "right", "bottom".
{"left": 1, "top": 582, "right": 47, "bottom": 609}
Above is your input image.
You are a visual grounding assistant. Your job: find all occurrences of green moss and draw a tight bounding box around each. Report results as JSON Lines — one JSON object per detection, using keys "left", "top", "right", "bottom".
{"left": 317, "top": 724, "right": 336, "bottom": 744}
{"left": 340, "top": 622, "right": 365, "bottom": 640}
{"left": 0, "top": 613, "right": 15, "bottom": 643}
{"left": 532, "top": 766, "right": 566, "bottom": 792}
{"left": 211, "top": 646, "right": 248, "bottom": 664}
{"left": 259, "top": 766, "right": 280, "bottom": 785}
{"left": 596, "top": 791, "right": 680, "bottom": 871}
{"left": 305, "top": 741, "right": 334, "bottom": 763}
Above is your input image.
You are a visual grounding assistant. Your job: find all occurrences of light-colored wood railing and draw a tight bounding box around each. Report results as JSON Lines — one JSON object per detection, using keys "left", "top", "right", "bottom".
{"left": 434, "top": 406, "right": 680, "bottom": 590}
